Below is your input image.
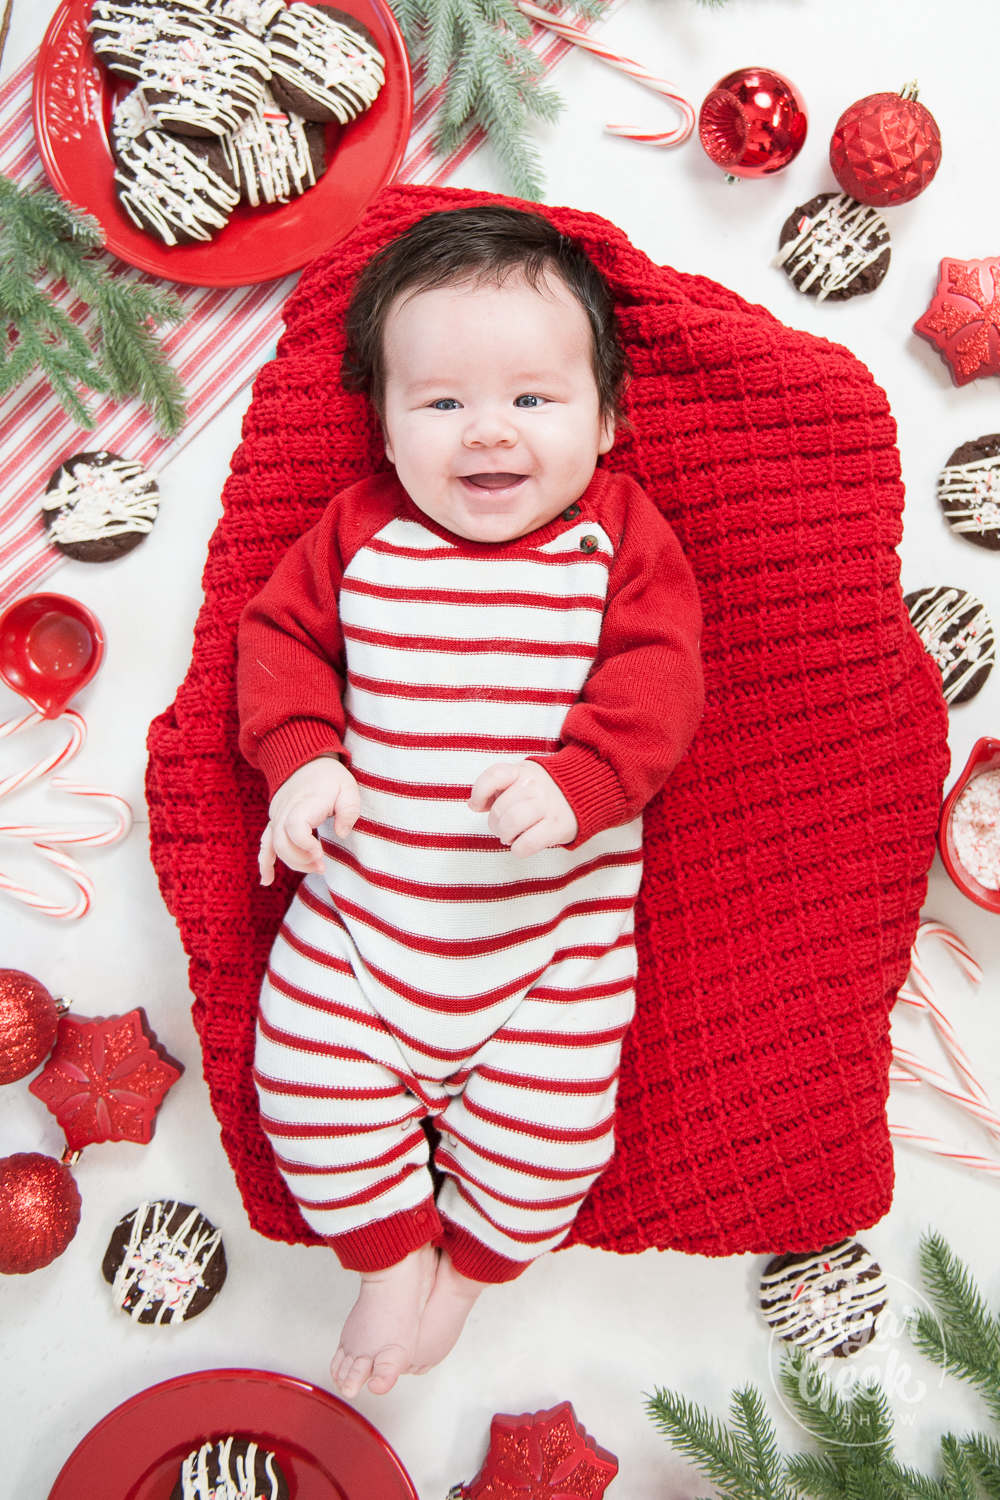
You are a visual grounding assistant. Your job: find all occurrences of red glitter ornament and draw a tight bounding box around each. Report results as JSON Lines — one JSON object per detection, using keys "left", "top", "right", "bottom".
{"left": 449, "top": 1403, "right": 618, "bottom": 1499}
{"left": 0, "top": 1152, "right": 82, "bottom": 1273}
{"left": 698, "top": 67, "right": 807, "bottom": 178}
{"left": 914, "top": 257, "right": 1000, "bottom": 387}
{"left": 830, "top": 83, "right": 942, "bottom": 208}
{"left": 0, "top": 969, "right": 61, "bottom": 1085}
{"left": 28, "top": 1008, "right": 183, "bottom": 1150}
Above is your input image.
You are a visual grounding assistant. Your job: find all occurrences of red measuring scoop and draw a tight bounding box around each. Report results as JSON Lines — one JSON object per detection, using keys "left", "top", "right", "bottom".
{"left": 0, "top": 593, "right": 105, "bottom": 719}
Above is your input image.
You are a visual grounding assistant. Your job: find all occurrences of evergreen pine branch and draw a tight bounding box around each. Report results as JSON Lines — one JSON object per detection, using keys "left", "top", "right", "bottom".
{"left": 0, "top": 172, "right": 187, "bottom": 435}
{"left": 729, "top": 1386, "right": 788, "bottom": 1499}
{"left": 915, "top": 1233, "right": 1000, "bottom": 1425}
{"left": 645, "top": 1387, "right": 803, "bottom": 1500}
{"left": 939, "top": 1436, "right": 981, "bottom": 1500}
{"left": 963, "top": 1432, "right": 1000, "bottom": 1498}
{"left": 780, "top": 1454, "right": 846, "bottom": 1500}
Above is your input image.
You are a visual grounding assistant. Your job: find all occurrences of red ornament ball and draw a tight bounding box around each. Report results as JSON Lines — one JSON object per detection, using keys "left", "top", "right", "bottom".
{"left": 0, "top": 1152, "right": 81, "bottom": 1274}
{"left": 830, "top": 84, "right": 942, "bottom": 207}
{"left": 698, "top": 67, "right": 807, "bottom": 178}
{"left": 0, "top": 969, "right": 60, "bottom": 1085}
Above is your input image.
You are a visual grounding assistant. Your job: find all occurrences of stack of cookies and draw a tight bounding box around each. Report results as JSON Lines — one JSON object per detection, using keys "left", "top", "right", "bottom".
{"left": 90, "top": 0, "right": 386, "bottom": 247}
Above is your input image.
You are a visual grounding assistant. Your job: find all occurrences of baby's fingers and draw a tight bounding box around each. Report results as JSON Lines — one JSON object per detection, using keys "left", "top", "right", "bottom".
{"left": 332, "top": 783, "right": 362, "bottom": 839}
{"left": 278, "top": 805, "right": 325, "bottom": 871}
{"left": 258, "top": 824, "right": 277, "bottom": 886}
{"left": 469, "top": 761, "right": 523, "bottom": 811}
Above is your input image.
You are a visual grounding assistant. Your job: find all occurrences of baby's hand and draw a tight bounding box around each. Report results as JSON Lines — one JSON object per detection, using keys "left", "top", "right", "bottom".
{"left": 469, "top": 760, "right": 578, "bottom": 857}
{"left": 259, "top": 756, "right": 361, "bottom": 885}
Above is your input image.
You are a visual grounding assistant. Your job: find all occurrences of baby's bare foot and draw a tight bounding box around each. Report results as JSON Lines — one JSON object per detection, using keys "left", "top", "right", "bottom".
{"left": 330, "top": 1243, "right": 437, "bottom": 1398}
{"left": 411, "top": 1250, "right": 487, "bottom": 1374}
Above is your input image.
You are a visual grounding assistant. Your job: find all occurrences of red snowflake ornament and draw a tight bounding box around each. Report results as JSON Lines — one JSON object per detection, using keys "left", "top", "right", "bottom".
{"left": 914, "top": 257, "right": 1000, "bottom": 386}
{"left": 28, "top": 1009, "right": 182, "bottom": 1150}
{"left": 450, "top": 1402, "right": 618, "bottom": 1499}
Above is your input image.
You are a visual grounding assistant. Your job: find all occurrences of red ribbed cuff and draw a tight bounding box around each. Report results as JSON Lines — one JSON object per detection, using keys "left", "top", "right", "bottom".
{"left": 255, "top": 720, "right": 343, "bottom": 800}
{"left": 326, "top": 1198, "right": 442, "bottom": 1272}
{"left": 527, "top": 746, "right": 627, "bottom": 847}
{"left": 441, "top": 1220, "right": 532, "bottom": 1284}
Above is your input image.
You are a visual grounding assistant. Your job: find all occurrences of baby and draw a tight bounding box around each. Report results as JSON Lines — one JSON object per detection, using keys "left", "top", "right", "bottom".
{"left": 237, "top": 204, "right": 703, "bottom": 1400}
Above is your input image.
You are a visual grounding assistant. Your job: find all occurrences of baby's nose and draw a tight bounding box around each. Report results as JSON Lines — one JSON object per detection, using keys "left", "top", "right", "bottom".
{"left": 462, "top": 409, "right": 517, "bottom": 447}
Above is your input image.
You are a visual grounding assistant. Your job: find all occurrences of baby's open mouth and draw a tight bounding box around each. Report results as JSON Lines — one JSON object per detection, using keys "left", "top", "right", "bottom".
{"left": 461, "top": 473, "right": 526, "bottom": 491}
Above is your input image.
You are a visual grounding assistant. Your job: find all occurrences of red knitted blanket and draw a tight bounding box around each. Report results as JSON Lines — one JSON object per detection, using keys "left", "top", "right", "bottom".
{"left": 146, "top": 183, "right": 950, "bottom": 1257}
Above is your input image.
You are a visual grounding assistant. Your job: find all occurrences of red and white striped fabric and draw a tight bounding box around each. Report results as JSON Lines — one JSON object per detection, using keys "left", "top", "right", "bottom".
{"left": 253, "top": 502, "right": 645, "bottom": 1279}
{"left": 0, "top": 11, "right": 619, "bottom": 609}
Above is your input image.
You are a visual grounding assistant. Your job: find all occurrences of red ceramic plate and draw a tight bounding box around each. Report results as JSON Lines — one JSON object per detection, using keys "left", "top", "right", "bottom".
{"left": 32, "top": 0, "right": 413, "bottom": 286}
{"left": 47, "top": 1367, "right": 420, "bottom": 1500}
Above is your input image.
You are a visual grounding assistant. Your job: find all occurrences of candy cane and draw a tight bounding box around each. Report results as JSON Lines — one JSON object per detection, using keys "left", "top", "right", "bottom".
{"left": 0, "top": 710, "right": 132, "bottom": 919}
{"left": 892, "top": 1047, "right": 1000, "bottom": 1144}
{"left": 901, "top": 921, "right": 988, "bottom": 1107}
{"left": 514, "top": 0, "right": 695, "bottom": 146}
{"left": 888, "top": 1123, "right": 1000, "bottom": 1175}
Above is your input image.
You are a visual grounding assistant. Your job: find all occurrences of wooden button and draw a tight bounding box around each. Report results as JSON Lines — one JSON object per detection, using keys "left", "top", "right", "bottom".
{"left": 579, "top": 534, "right": 599, "bottom": 553}
{"left": 562, "top": 503, "right": 581, "bottom": 520}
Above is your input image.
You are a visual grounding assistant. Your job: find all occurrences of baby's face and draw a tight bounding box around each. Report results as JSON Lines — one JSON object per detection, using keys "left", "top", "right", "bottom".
{"left": 380, "top": 269, "right": 615, "bottom": 544}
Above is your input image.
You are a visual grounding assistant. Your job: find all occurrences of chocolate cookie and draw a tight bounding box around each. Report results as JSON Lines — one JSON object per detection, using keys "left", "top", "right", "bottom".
{"left": 904, "top": 585, "right": 996, "bottom": 705}
{"left": 90, "top": 0, "right": 171, "bottom": 81}
{"left": 200, "top": 0, "right": 286, "bottom": 33}
{"left": 137, "top": 11, "right": 272, "bottom": 138}
{"left": 171, "top": 1437, "right": 290, "bottom": 1500}
{"left": 102, "top": 1200, "right": 226, "bottom": 1323}
{"left": 115, "top": 128, "right": 240, "bottom": 245}
{"left": 937, "top": 434, "right": 1000, "bottom": 551}
{"left": 774, "top": 192, "right": 891, "bottom": 301}
{"left": 42, "top": 451, "right": 159, "bottom": 562}
{"left": 265, "top": 3, "right": 385, "bottom": 124}
{"left": 108, "top": 87, "right": 158, "bottom": 163}
{"left": 222, "top": 94, "right": 327, "bottom": 205}
{"left": 760, "top": 1240, "right": 887, "bottom": 1359}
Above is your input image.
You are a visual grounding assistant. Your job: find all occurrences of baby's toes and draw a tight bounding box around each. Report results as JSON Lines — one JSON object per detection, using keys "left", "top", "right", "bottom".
{"left": 367, "top": 1343, "right": 410, "bottom": 1395}
{"left": 331, "top": 1349, "right": 373, "bottom": 1399}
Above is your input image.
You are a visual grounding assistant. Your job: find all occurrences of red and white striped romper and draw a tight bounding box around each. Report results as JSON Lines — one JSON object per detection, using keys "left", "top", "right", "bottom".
{"left": 238, "top": 469, "right": 702, "bottom": 1283}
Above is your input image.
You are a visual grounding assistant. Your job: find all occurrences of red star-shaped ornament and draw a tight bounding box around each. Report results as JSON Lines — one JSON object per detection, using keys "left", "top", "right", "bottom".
{"left": 28, "top": 1009, "right": 182, "bottom": 1151}
{"left": 450, "top": 1402, "right": 618, "bottom": 1498}
{"left": 914, "top": 256, "right": 1000, "bottom": 386}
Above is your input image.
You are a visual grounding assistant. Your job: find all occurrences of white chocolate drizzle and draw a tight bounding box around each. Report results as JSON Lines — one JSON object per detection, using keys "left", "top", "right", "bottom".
{"left": 907, "top": 586, "right": 996, "bottom": 703}
{"left": 773, "top": 194, "right": 890, "bottom": 301}
{"left": 222, "top": 92, "right": 320, "bottom": 204}
{"left": 116, "top": 130, "right": 240, "bottom": 245}
{"left": 179, "top": 1437, "right": 283, "bottom": 1499}
{"left": 43, "top": 453, "right": 159, "bottom": 544}
{"left": 938, "top": 451, "right": 1000, "bottom": 542}
{"left": 110, "top": 1200, "right": 223, "bottom": 1323}
{"left": 110, "top": 88, "right": 158, "bottom": 155}
{"left": 137, "top": 20, "right": 271, "bottom": 137}
{"left": 760, "top": 1241, "right": 886, "bottom": 1358}
{"left": 266, "top": 3, "right": 384, "bottom": 123}
{"left": 204, "top": 0, "right": 286, "bottom": 35}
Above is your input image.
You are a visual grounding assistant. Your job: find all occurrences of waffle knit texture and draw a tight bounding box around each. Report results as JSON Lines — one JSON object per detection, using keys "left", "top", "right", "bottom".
{"left": 146, "top": 182, "right": 951, "bottom": 1258}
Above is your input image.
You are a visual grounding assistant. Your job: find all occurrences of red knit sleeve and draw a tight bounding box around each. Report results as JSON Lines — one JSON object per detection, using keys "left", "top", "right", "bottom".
{"left": 237, "top": 474, "right": 401, "bottom": 798}
{"left": 531, "top": 476, "right": 704, "bottom": 845}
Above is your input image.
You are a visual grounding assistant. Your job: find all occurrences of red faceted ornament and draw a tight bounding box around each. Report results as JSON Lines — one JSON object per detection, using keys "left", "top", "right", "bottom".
{"left": 0, "top": 1152, "right": 82, "bottom": 1273}
{"left": 698, "top": 67, "right": 807, "bottom": 178}
{"left": 0, "top": 969, "right": 61, "bottom": 1085}
{"left": 914, "top": 257, "right": 1000, "bottom": 387}
{"left": 28, "top": 1008, "right": 183, "bottom": 1150}
{"left": 830, "top": 83, "right": 942, "bottom": 208}
{"left": 449, "top": 1402, "right": 618, "bottom": 1499}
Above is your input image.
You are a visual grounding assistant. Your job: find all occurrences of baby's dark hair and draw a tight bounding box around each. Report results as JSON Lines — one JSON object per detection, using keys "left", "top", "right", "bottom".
{"left": 342, "top": 205, "right": 628, "bottom": 423}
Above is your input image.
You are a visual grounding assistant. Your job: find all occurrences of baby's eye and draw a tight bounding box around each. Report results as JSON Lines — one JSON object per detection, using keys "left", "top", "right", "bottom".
{"left": 513, "top": 394, "right": 545, "bottom": 409}
{"left": 430, "top": 398, "right": 461, "bottom": 411}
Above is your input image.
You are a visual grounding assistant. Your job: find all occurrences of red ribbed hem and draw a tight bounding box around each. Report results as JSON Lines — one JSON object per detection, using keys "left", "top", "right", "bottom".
{"left": 441, "top": 1220, "right": 532, "bottom": 1284}
{"left": 255, "top": 720, "right": 343, "bottom": 800}
{"left": 326, "top": 1198, "right": 442, "bottom": 1271}
{"left": 527, "top": 746, "right": 627, "bottom": 846}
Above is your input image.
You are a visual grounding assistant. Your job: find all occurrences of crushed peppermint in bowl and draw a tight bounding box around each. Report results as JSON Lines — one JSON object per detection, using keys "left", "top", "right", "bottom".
{"left": 938, "top": 737, "right": 1000, "bottom": 912}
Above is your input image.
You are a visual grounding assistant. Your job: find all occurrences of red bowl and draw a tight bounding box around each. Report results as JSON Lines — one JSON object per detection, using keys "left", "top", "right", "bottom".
{"left": 938, "top": 736, "right": 1000, "bottom": 914}
{"left": 0, "top": 593, "right": 105, "bottom": 719}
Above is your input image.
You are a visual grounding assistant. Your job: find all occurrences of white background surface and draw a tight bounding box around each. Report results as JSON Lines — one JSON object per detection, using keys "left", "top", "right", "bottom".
{"left": 2, "top": 1, "right": 1000, "bottom": 1495}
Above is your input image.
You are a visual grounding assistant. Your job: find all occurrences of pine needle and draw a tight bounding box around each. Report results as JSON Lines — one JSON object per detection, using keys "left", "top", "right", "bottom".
{"left": 0, "top": 173, "right": 187, "bottom": 435}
